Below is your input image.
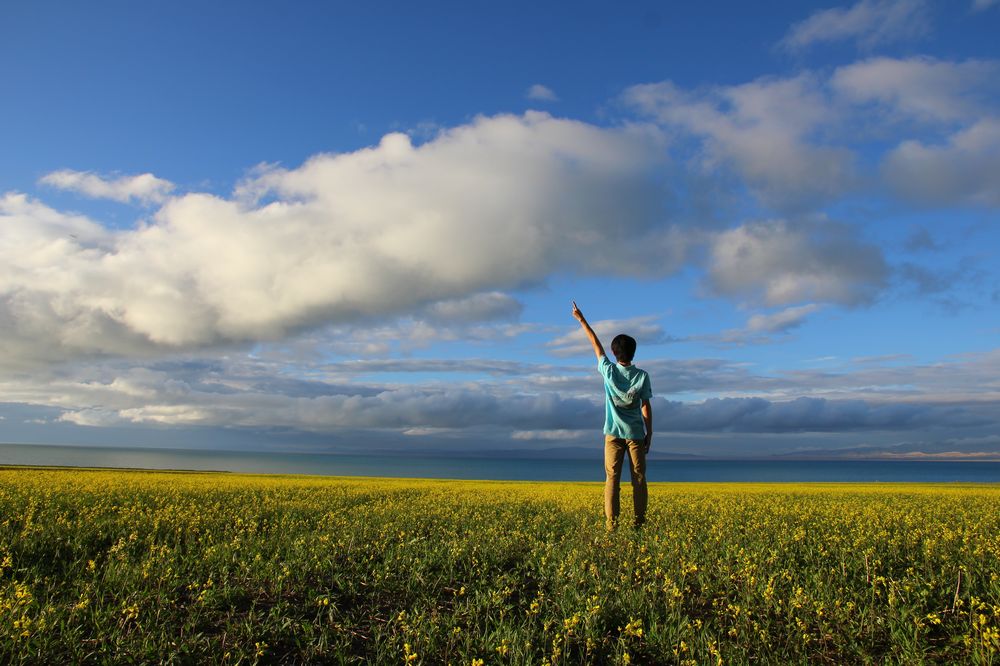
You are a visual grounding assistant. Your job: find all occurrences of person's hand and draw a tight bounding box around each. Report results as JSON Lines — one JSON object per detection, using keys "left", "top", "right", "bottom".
{"left": 643, "top": 434, "right": 652, "bottom": 454}
{"left": 571, "top": 300, "right": 585, "bottom": 322}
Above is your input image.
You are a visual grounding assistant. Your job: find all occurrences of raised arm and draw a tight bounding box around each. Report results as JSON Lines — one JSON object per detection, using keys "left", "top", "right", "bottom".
{"left": 571, "top": 301, "right": 605, "bottom": 360}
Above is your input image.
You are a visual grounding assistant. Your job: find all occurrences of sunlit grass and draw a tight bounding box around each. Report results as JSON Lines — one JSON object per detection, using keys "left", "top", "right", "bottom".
{"left": 1, "top": 468, "right": 998, "bottom": 663}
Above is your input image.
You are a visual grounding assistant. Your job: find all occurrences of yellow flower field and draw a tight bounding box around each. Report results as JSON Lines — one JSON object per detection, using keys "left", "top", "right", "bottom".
{"left": 1, "top": 467, "right": 998, "bottom": 664}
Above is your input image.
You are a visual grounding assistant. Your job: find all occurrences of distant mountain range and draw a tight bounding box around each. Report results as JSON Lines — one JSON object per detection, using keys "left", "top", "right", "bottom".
{"left": 769, "top": 445, "right": 1000, "bottom": 462}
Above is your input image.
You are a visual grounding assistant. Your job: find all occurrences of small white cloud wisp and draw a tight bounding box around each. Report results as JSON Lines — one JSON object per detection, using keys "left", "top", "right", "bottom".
{"left": 40, "top": 170, "right": 175, "bottom": 204}
{"left": 526, "top": 84, "right": 559, "bottom": 102}
{"left": 779, "top": 0, "right": 930, "bottom": 51}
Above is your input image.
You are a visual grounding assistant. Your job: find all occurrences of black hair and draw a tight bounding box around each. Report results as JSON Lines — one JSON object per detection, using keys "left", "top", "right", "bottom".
{"left": 610, "top": 334, "right": 637, "bottom": 363}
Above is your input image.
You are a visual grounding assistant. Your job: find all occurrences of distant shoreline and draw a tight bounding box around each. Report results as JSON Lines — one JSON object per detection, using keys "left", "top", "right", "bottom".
{"left": 2, "top": 440, "right": 999, "bottom": 463}
{"left": 0, "top": 463, "right": 230, "bottom": 474}
{"left": 3, "top": 443, "right": 1000, "bottom": 483}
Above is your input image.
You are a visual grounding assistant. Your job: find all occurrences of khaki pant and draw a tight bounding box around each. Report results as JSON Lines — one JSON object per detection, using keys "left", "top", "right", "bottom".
{"left": 604, "top": 434, "right": 648, "bottom": 529}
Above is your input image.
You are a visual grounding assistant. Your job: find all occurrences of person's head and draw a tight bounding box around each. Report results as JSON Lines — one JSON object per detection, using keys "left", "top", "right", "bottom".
{"left": 610, "top": 334, "right": 637, "bottom": 364}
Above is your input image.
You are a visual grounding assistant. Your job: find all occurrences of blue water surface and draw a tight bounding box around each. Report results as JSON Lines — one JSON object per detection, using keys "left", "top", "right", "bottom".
{"left": 2, "top": 443, "right": 999, "bottom": 483}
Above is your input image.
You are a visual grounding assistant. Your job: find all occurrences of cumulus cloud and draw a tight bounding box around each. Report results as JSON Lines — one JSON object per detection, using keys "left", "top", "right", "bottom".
{"left": 882, "top": 119, "right": 1000, "bottom": 206}
{"left": 57, "top": 408, "right": 124, "bottom": 427}
{"left": 832, "top": 57, "right": 1000, "bottom": 123}
{"left": 705, "top": 219, "right": 888, "bottom": 307}
{"left": 546, "top": 315, "right": 676, "bottom": 357}
{"left": 420, "top": 292, "right": 523, "bottom": 324}
{"left": 830, "top": 56, "right": 1000, "bottom": 207}
{"left": 1, "top": 112, "right": 671, "bottom": 366}
{"left": 693, "top": 305, "right": 823, "bottom": 348}
{"left": 624, "top": 56, "right": 1000, "bottom": 212}
{"left": 746, "top": 304, "right": 822, "bottom": 334}
{"left": 0, "top": 194, "right": 163, "bottom": 366}
{"left": 39, "top": 170, "right": 175, "bottom": 204}
{"left": 780, "top": 0, "right": 930, "bottom": 51}
{"left": 526, "top": 84, "right": 558, "bottom": 102}
{"left": 624, "top": 76, "right": 855, "bottom": 211}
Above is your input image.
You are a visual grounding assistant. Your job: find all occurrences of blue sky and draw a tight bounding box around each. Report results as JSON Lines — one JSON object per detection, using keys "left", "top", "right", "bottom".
{"left": 1, "top": 0, "right": 999, "bottom": 458}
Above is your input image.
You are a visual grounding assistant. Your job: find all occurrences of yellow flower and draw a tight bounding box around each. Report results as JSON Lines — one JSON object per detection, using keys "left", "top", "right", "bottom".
{"left": 622, "top": 618, "right": 644, "bottom": 639}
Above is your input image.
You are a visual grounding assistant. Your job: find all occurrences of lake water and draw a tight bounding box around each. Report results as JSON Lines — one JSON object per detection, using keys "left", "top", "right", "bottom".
{"left": 2, "top": 442, "right": 999, "bottom": 483}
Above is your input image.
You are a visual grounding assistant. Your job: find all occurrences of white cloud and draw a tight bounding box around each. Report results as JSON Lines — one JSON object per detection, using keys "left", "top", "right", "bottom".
{"left": 402, "top": 427, "right": 457, "bottom": 436}
{"left": 58, "top": 408, "right": 127, "bottom": 427}
{"left": 832, "top": 57, "right": 1000, "bottom": 123}
{"left": 421, "top": 292, "right": 523, "bottom": 324}
{"left": 0, "top": 194, "right": 158, "bottom": 366}
{"left": 972, "top": 0, "right": 999, "bottom": 10}
{"left": 882, "top": 118, "right": 1000, "bottom": 206}
{"left": 526, "top": 84, "right": 558, "bottom": 102}
{"left": 746, "top": 304, "right": 822, "bottom": 334}
{"left": 706, "top": 219, "right": 887, "bottom": 307}
{"left": 830, "top": 56, "right": 1000, "bottom": 207}
{"left": 546, "top": 315, "right": 673, "bottom": 358}
{"left": 624, "top": 76, "right": 855, "bottom": 211}
{"left": 696, "top": 305, "right": 823, "bottom": 347}
{"left": 780, "top": 0, "right": 930, "bottom": 51}
{"left": 1, "top": 112, "right": 670, "bottom": 366}
{"left": 625, "top": 56, "right": 1000, "bottom": 212}
{"left": 39, "top": 170, "right": 175, "bottom": 204}
{"left": 511, "top": 429, "right": 584, "bottom": 440}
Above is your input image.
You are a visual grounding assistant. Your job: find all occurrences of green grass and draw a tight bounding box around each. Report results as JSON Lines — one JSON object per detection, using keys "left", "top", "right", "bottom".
{"left": 1, "top": 468, "right": 998, "bottom": 664}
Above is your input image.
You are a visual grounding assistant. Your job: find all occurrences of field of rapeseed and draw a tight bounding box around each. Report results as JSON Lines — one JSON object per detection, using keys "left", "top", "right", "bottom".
{"left": 0, "top": 468, "right": 998, "bottom": 664}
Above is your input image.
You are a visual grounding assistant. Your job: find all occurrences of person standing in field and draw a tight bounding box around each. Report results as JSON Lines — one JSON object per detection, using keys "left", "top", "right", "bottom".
{"left": 571, "top": 301, "right": 653, "bottom": 530}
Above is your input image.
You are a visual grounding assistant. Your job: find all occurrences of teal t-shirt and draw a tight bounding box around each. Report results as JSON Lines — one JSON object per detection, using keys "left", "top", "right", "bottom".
{"left": 599, "top": 355, "right": 652, "bottom": 440}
